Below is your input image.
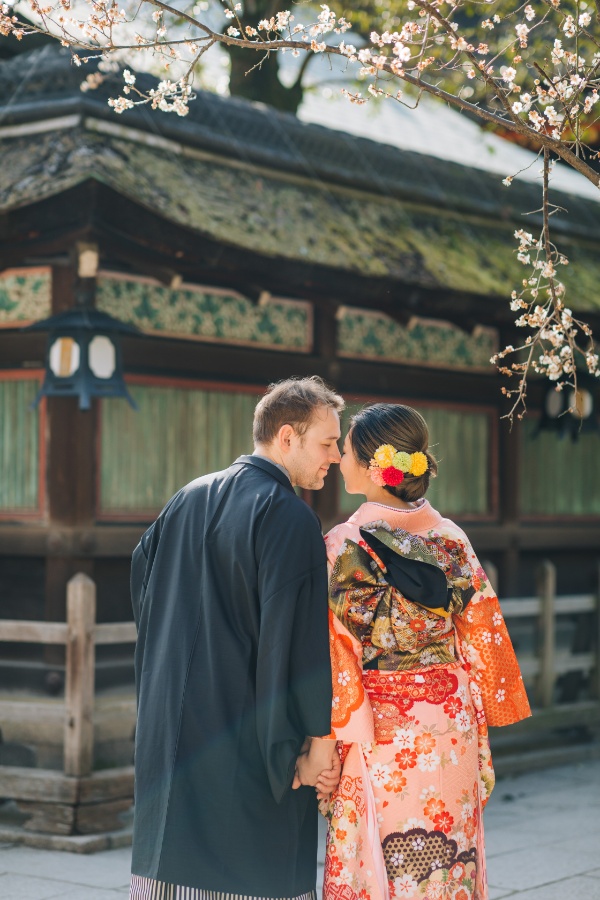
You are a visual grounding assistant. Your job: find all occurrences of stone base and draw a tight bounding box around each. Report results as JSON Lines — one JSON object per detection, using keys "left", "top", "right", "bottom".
{"left": 0, "top": 822, "right": 132, "bottom": 853}
{"left": 0, "top": 765, "right": 134, "bottom": 837}
{"left": 0, "top": 792, "right": 133, "bottom": 853}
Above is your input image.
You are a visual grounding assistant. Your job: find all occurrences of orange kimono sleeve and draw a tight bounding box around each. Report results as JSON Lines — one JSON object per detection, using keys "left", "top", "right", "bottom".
{"left": 454, "top": 559, "right": 531, "bottom": 728}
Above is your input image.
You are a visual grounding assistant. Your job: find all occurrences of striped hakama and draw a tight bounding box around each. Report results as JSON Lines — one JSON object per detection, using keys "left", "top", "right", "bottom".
{"left": 130, "top": 876, "right": 317, "bottom": 900}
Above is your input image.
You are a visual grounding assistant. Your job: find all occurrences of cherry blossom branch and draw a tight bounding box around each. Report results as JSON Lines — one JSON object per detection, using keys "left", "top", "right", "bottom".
{"left": 493, "top": 149, "right": 598, "bottom": 422}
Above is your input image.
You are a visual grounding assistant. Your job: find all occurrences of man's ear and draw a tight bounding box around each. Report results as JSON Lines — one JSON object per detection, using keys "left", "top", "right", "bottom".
{"left": 277, "top": 423, "right": 295, "bottom": 454}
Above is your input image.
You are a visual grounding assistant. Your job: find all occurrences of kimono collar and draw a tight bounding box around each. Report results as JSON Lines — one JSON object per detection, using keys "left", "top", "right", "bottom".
{"left": 234, "top": 455, "right": 295, "bottom": 492}
{"left": 251, "top": 452, "right": 291, "bottom": 483}
{"left": 347, "top": 500, "right": 443, "bottom": 532}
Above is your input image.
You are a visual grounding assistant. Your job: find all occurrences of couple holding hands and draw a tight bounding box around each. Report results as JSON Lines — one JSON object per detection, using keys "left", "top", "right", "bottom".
{"left": 129, "top": 376, "right": 530, "bottom": 900}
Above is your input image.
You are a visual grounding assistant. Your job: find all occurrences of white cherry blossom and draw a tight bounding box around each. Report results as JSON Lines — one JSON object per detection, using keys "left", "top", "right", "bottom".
{"left": 418, "top": 752, "right": 441, "bottom": 772}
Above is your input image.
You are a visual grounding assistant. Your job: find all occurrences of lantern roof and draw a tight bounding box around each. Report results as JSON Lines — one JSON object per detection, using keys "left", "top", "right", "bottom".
{"left": 23, "top": 308, "right": 141, "bottom": 335}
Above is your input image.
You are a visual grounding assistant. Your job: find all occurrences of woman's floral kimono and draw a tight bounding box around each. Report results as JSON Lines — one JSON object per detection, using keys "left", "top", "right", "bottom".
{"left": 321, "top": 501, "right": 531, "bottom": 900}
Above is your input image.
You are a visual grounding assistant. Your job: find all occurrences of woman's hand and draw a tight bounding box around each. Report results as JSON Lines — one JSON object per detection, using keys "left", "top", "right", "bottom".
{"left": 315, "top": 753, "right": 341, "bottom": 800}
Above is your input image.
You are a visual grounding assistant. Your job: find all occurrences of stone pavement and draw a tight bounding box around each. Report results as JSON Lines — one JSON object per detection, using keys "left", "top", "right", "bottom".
{"left": 0, "top": 758, "right": 598, "bottom": 900}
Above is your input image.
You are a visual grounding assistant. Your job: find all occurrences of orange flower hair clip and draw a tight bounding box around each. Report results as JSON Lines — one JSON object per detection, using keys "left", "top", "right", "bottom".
{"left": 369, "top": 443, "right": 429, "bottom": 487}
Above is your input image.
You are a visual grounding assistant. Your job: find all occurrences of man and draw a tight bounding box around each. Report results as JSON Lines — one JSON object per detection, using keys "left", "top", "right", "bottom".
{"left": 130, "top": 376, "right": 344, "bottom": 900}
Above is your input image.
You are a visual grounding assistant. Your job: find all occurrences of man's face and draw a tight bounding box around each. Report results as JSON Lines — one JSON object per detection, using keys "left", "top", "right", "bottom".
{"left": 287, "top": 406, "right": 341, "bottom": 490}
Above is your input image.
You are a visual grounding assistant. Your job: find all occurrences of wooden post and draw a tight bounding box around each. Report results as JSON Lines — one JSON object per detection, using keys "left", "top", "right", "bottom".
{"left": 498, "top": 386, "right": 522, "bottom": 597}
{"left": 64, "top": 573, "right": 96, "bottom": 777}
{"left": 311, "top": 301, "right": 341, "bottom": 531}
{"left": 595, "top": 562, "right": 600, "bottom": 701}
{"left": 44, "top": 265, "right": 97, "bottom": 665}
{"left": 537, "top": 560, "right": 556, "bottom": 709}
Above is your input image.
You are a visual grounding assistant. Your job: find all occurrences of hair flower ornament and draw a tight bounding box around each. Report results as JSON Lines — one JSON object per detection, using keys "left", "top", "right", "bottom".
{"left": 369, "top": 444, "right": 429, "bottom": 486}
{"left": 409, "top": 451, "right": 429, "bottom": 477}
{"left": 373, "top": 444, "right": 396, "bottom": 468}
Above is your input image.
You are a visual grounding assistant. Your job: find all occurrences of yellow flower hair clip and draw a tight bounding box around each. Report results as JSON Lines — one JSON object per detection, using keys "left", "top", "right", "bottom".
{"left": 369, "top": 444, "right": 429, "bottom": 487}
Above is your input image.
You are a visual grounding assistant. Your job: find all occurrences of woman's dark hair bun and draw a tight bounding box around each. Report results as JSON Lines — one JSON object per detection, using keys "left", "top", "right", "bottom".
{"left": 349, "top": 404, "right": 438, "bottom": 502}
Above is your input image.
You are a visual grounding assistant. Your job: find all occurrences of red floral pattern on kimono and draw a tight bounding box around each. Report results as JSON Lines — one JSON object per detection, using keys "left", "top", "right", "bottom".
{"left": 321, "top": 501, "right": 531, "bottom": 900}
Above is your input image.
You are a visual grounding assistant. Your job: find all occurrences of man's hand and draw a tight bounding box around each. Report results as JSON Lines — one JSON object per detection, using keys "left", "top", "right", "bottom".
{"left": 291, "top": 736, "right": 311, "bottom": 790}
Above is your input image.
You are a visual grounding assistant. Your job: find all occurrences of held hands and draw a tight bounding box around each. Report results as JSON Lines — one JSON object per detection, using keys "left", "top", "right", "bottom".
{"left": 292, "top": 737, "right": 341, "bottom": 801}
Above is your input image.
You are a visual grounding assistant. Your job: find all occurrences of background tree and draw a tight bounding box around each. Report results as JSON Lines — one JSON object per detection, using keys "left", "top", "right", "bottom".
{"left": 225, "top": 0, "right": 312, "bottom": 110}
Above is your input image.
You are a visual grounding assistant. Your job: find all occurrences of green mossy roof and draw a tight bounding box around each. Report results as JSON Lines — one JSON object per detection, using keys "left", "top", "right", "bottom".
{"left": 1, "top": 124, "right": 600, "bottom": 312}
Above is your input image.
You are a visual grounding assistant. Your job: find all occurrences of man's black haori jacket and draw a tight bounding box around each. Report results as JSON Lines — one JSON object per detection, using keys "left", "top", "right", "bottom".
{"left": 130, "top": 455, "right": 333, "bottom": 897}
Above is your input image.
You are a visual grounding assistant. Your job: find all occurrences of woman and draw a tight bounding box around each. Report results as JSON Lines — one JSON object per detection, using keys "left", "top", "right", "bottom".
{"left": 321, "top": 404, "right": 531, "bottom": 900}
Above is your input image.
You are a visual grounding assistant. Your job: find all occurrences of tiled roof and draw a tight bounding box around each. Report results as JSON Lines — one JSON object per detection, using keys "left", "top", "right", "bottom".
{"left": 1, "top": 46, "right": 600, "bottom": 310}
{"left": 1, "top": 45, "right": 599, "bottom": 237}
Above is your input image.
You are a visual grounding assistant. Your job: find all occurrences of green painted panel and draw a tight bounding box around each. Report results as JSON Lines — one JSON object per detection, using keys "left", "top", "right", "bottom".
{"left": 0, "top": 269, "right": 51, "bottom": 324}
{"left": 520, "top": 420, "right": 600, "bottom": 515}
{"left": 338, "top": 309, "right": 497, "bottom": 372}
{"left": 0, "top": 379, "right": 39, "bottom": 511}
{"left": 100, "top": 385, "right": 261, "bottom": 513}
{"left": 96, "top": 276, "right": 312, "bottom": 352}
{"left": 339, "top": 404, "right": 489, "bottom": 518}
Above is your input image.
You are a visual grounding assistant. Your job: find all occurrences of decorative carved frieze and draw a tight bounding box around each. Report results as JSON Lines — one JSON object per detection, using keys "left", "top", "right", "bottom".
{"left": 0, "top": 268, "right": 51, "bottom": 325}
{"left": 337, "top": 307, "right": 497, "bottom": 372}
{"left": 96, "top": 273, "right": 312, "bottom": 353}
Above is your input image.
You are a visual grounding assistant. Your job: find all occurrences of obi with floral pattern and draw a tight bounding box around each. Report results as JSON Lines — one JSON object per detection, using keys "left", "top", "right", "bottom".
{"left": 328, "top": 521, "right": 478, "bottom": 672}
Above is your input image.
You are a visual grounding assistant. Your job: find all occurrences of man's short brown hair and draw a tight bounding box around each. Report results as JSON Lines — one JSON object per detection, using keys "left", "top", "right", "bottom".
{"left": 253, "top": 376, "right": 345, "bottom": 445}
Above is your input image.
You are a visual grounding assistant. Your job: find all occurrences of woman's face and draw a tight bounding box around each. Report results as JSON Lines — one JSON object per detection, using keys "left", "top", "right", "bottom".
{"left": 339, "top": 429, "right": 371, "bottom": 495}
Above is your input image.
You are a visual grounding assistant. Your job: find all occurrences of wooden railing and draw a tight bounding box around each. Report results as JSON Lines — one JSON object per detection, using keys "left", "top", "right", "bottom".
{"left": 0, "top": 573, "right": 136, "bottom": 777}
{"left": 0, "top": 573, "right": 136, "bottom": 838}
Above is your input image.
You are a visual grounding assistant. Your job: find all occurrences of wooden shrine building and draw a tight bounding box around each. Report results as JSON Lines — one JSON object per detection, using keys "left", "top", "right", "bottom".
{"left": 1, "top": 44, "right": 599, "bottom": 796}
